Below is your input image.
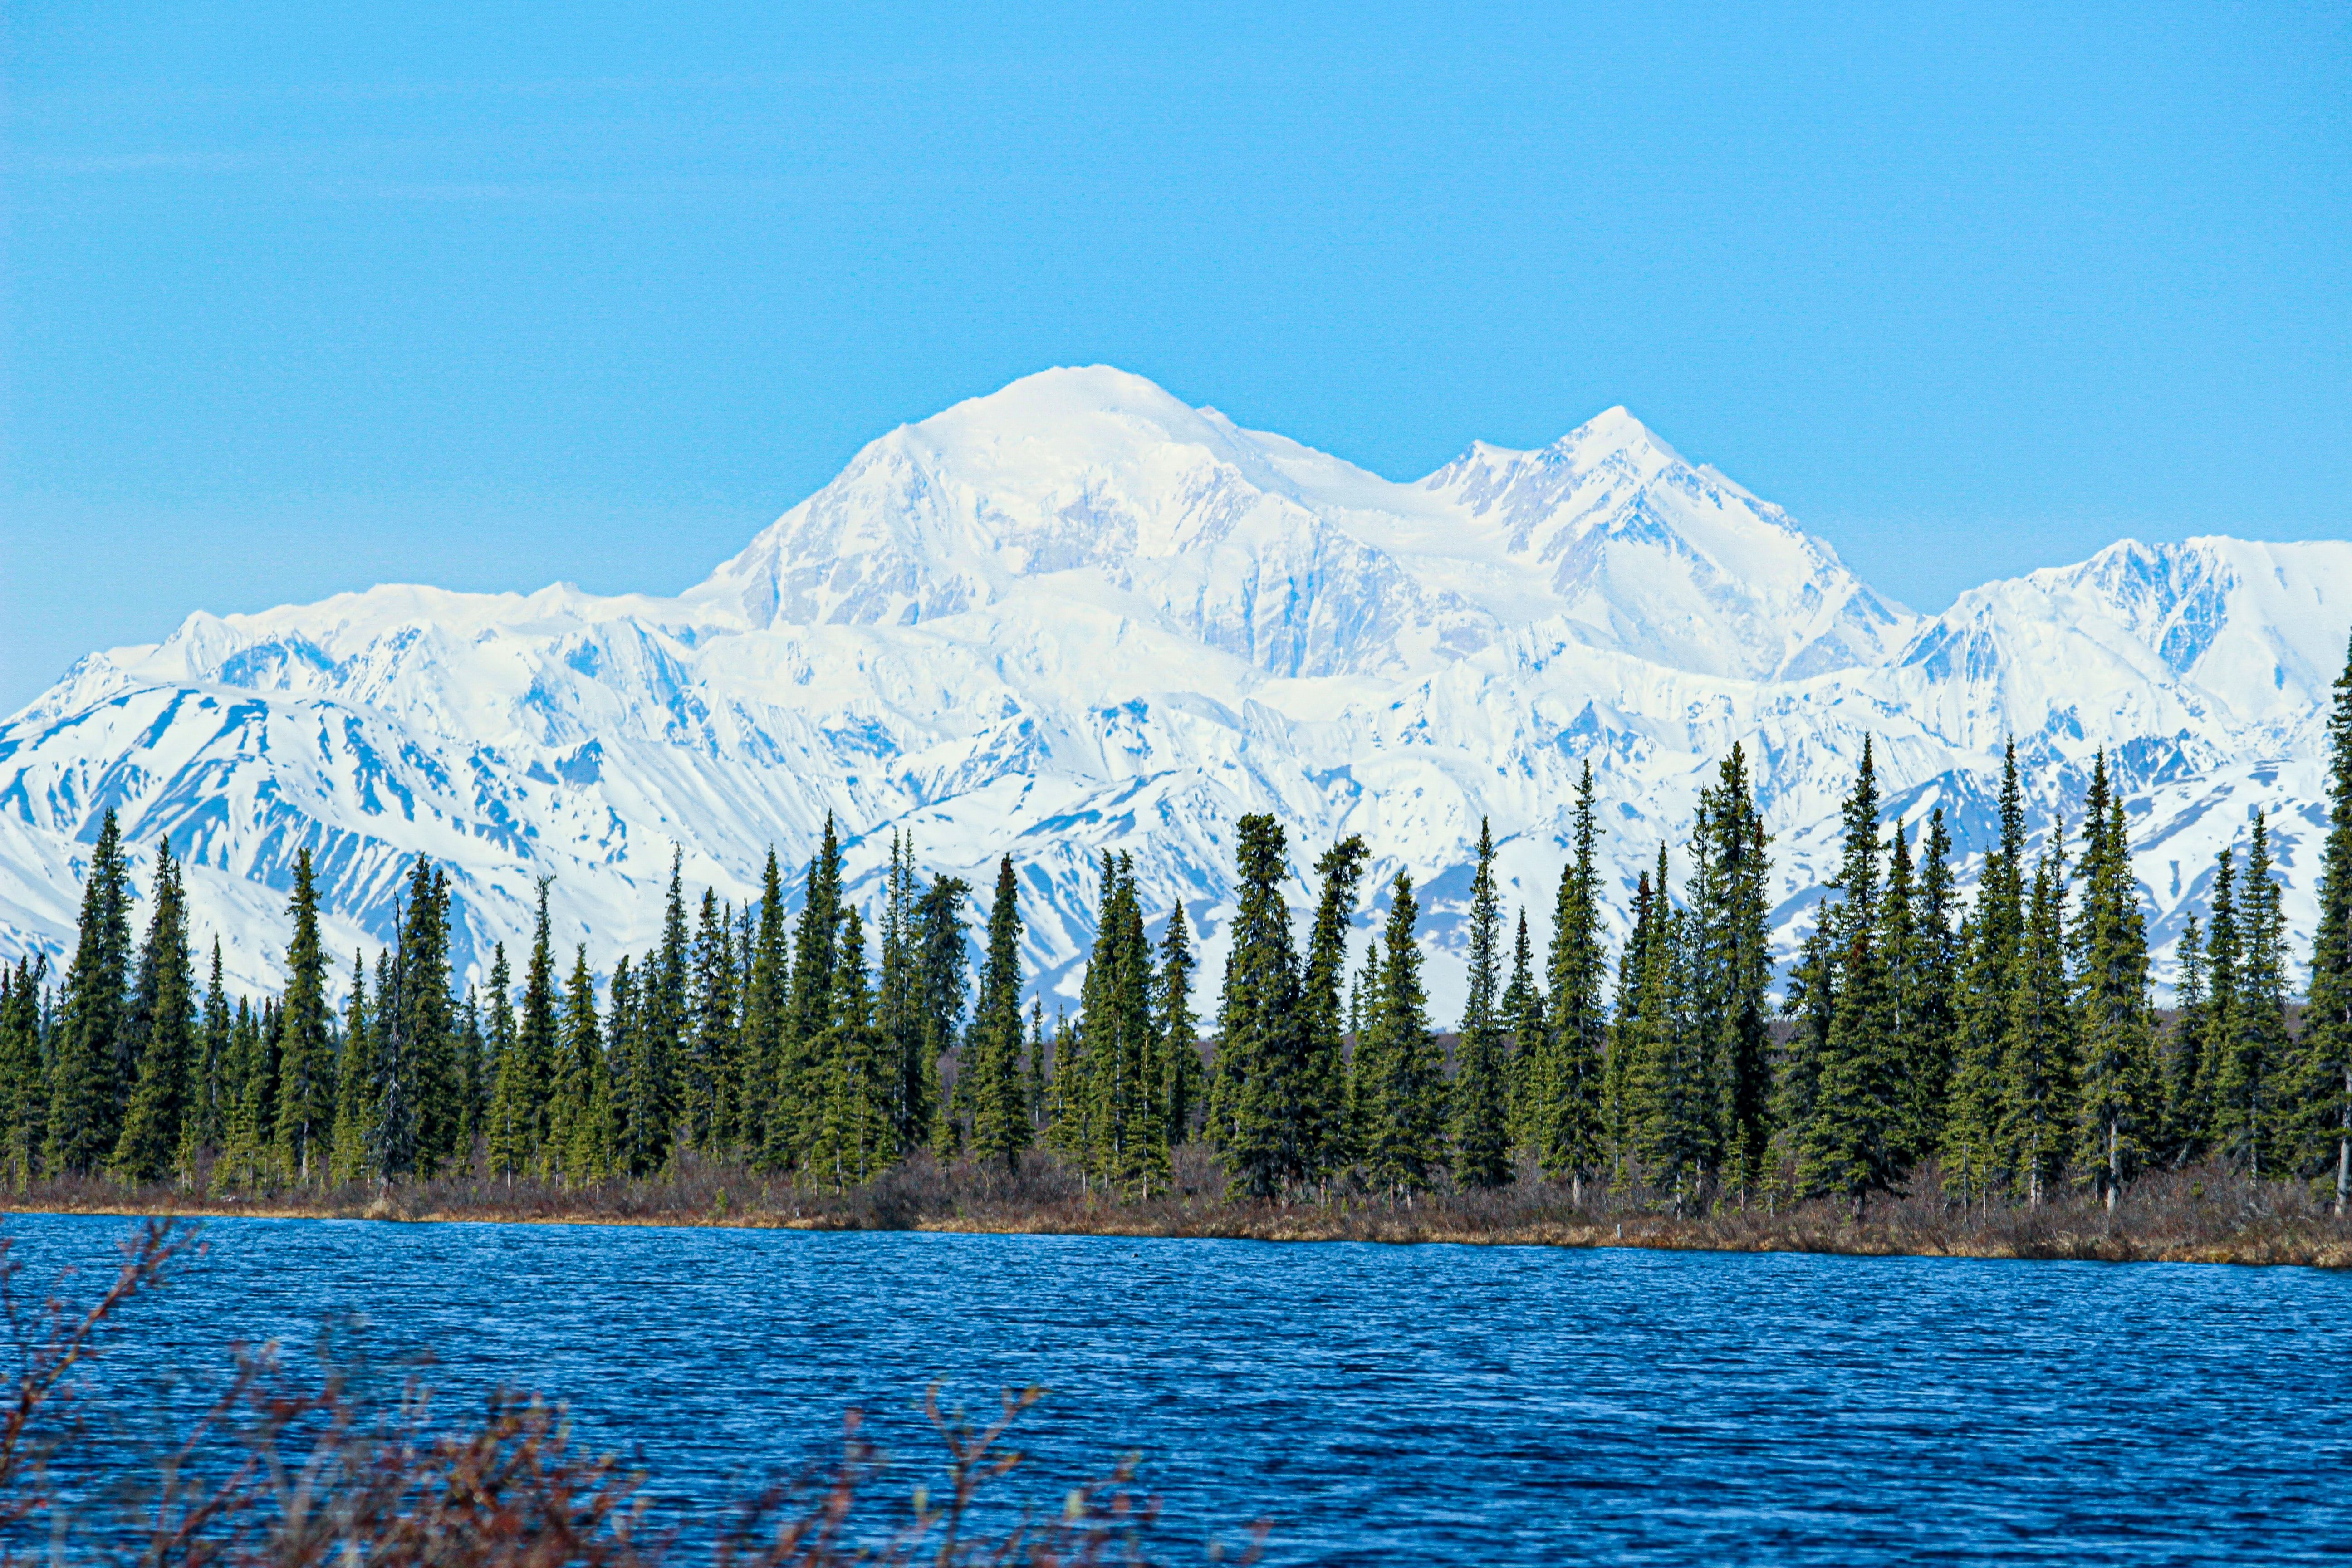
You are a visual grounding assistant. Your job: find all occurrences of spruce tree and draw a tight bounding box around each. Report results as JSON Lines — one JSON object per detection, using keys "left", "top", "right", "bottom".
{"left": 330, "top": 952, "right": 376, "bottom": 1183}
{"left": 968, "top": 856, "right": 1029, "bottom": 1165}
{"left": 1606, "top": 867, "right": 1656, "bottom": 1190}
{"left": 1904, "top": 809, "right": 1961, "bottom": 1163}
{"left": 187, "top": 940, "right": 233, "bottom": 1159}
{"left": 1627, "top": 877, "right": 1708, "bottom": 1209}
{"left": 272, "top": 849, "right": 336, "bottom": 1182}
{"left": 1357, "top": 872, "right": 1443, "bottom": 1199}
{"left": 740, "top": 848, "right": 790, "bottom": 1163}
{"left": 516, "top": 880, "right": 559, "bottom": 1175}
{"left": 2299, "top": 632, "right": 2352, "bottom": 1210}
{"left": 1941, "top": 741, "right": 2026, "bottom": 1205}
{"left": 2071, "top": 755, "right": 2157, "bottom": 1208}
{"left": 617, "top": 856, "right": 687, "bottom": 1177}
{"left": 1500, "top": 910, "right": 1544, "bottom": 1156}
{"left": 455, "top": 987, "right": 486, "bottom": 1170}
{"left": 1156, "top": 902, "right": 1200, "bottom": 1147}
{"left": 2188, "top": 846, "right": 2242, "bottom": 1158}
{"left": 915, "top": 874, "right": 972, "bottom": 1159}
{"left": 1998, "top": 839, "right": 2077, "bottom": 1206}
{"left": 1216, "top": 815, "right": 1308, "bottom": 1200}
{"left": 685, "top": 890, "right": 740, "bottom": 1152}
{"left": 485, "top": 942, "right": 530, "bottom": 1179}
{"left": 1300, "top": 836, "right": 1368, "bottom": 1184}
{"left": 1537, "top": 763, "right": 1608, "bottom": 1193}
{"left": 1795, "top": 739, "right": 1901, "bottom": 1211}
{"left": 875, "top": 837, "right": 926, "bottom": 1157}
{"left": 1690, "top": 745, "right": 1773, "bottom": 1201}
{"left": 1452, "top": 819, "right": 1513, "bottom": 1189}
{"left": 778, "top": 820, "right": 844, "bottom": 1168}
{"left": 2216, "top": 813, "right": 2289, "bottom": 1179}
{"left": 817, "top": 907, "right": 890, "bottom": 1186}
{"left": 114, "top": 839, "right": 199, "bottom": 1182}
{"left": 554, "top": 946, "right": 612, "bottom": 1181}
{"left": 0, "top": 959, "right": 46, "bottom": 1186}
{"left": 2161, "top": 915, "right": 2207, "bottom": 1161}
{"left": 46, "top": 809, "right": 133, "bottom": 1174}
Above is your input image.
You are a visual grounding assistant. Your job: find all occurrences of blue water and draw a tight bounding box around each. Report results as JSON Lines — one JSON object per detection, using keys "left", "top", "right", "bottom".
{"left": 5, "top": 1213, "right": 2348, "bottom": 1564}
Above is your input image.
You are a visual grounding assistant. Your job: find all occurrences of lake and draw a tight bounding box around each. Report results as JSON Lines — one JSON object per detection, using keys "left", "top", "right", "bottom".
{"left": 5, "top": 1213, "right": 2347, "bottom": 1564}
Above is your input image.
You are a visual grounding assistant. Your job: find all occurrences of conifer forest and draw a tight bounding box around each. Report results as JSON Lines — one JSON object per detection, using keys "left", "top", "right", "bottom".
{"left": 10, "top": 648, "right": 2352, "bottom": 1228}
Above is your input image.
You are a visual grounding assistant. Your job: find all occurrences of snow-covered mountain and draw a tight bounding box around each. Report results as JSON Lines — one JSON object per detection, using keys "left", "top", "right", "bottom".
{"left": 2, "top": 366, "right": 2342, "bottom": 1012}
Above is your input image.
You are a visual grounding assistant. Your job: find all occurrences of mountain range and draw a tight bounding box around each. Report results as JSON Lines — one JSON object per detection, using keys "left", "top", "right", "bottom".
{"left": 4, "top": 365, "right": 2345, "bottom": 1014}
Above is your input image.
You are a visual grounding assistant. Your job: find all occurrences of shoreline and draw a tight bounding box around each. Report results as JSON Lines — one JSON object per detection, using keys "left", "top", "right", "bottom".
{"left": 10, "top": 1191, "right": 2347, "bottom": 1269}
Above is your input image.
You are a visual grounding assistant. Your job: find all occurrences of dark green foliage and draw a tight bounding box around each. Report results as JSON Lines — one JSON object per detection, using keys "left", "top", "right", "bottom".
{"left": 740, "top": 849, "right": 790, "bottom": 1162}
{"left": 1901, "top": 810, "right": 1961, "bottom": 1161}
{"left": 330, "top": 952, "right": 376, "bottom": 1183}
{"left": 1300, "top": 837, "right": 1368, "bottom": 1182}
{"left": 2298, "top": 634, "right": 2352, "bottom": 1208}
{"left": 1534, "top": 763, "right": 1607, "bottom": 1188}
{"left": 1500, "top": 909, "right": 1543, "bottom": 1154}
{"left": 272, "top": 849, "right": 336, "bottom": 1181}
{"left": 1687, "top": 745, "right": 1773, "bottom": 1200}
{"left": 552, "top": 945, "right": 612, "bottom": 1181}
{"left": 1156, "top": 902, "right": 1200, "bottom": 1146}
{"left": 1997, "top": 838, "right": 2077, "bottom": 1205}
{"left": 875, "top": 837, "right": 927, "bottom": 1158}
{"left": 1356, "top": 872, "right": 1443, "bottom": 1197}
{"left": 47, "top": 810, "right": 133, "bottom": 1175}
{"left": 1800, "top": 740, "right": 1902, "bottom": 1207}
{"left": 1942, "top": 742, "right": 2026, "bottom": 1203}
{"left": 186, "top": 941, "right": 233, "bottom": 1159}
{"left": 1214, "top": 815, "right": 1309, "bottom": 1200}
{"left": 113, "top": 839, "right": 199, "bottom": 1182}
{"left": 1451, "top": 819, "right": 1513, "bottom": 1190}
{"left": 777, "top": 820, "right": 844, "bottom": 1170}
{"left": 914, "top": 873, "right": 971, "bottom": 1160}
{"left": 0, "top": 958, "right": 46, "bottom": 1184}
{"left": 684, "top": 890, "right": 740, "bottom": 1153}
{"left": 967, "top": 857, "right": 1029, "bottom": 1166}
{"left": 2070, "top": 753, "right": 2158, "bottom": 1202}
{"left": 2215, "top": 813, "right": 2289, "bottom": 1178}
{"left": 1062, "top": 855, "right": 1162, "bottom": 1192}
{"left": 815, "top": 908, "right": 891, "bottom": 1186}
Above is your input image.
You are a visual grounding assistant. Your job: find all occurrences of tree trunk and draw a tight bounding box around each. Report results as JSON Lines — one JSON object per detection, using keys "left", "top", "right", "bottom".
{"left": 2107, "top": 1117, "right": 2119, "bottom": 1214}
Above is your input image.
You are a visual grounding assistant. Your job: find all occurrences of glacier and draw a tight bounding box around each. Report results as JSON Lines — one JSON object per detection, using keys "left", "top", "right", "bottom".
{"left": 2, "top": 364, "right": 2345, "bottom": 1016}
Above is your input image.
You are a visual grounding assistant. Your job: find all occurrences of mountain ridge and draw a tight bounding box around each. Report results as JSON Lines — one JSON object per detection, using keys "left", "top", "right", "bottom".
{"left": 2, "top": 366, "right": 2342, "bottom": 1015}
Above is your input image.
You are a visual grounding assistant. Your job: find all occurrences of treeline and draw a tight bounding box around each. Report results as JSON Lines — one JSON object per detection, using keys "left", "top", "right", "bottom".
{"left": 6, "top": 657, "right": 2352, "bottom": 1215}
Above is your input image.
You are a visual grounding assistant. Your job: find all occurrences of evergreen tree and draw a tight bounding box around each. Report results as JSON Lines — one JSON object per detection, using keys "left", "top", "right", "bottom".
{"left": 1794, "top": 740, "right": 1901, "bottom": 1211}
{"left": 1941, "top": 741, "right": 2027, "bottom": 1205}
{"left": 1216, "top": 815, "right": 1308, "bottom": 1200}
{"left": 2216, "top": 812, "right": 2289, "bottom": 1178}
{"left": 114, "top": 839, "right": 199, "bottom": 1182}
{"left": 875, "top": 837, "right": 927, "bottom": 1157}
{"left": 1999, "top": 838, "right": 2077, "bottom": 1206}
{"left": 1606, "top": 867, "right": 1656, "bottom": 1190}
{"left": 1903, "top": 809, "right": 1961, "bottom": 1163}
{"left": 967, "top": 856, "right": 1029, "bottom": 1165}
{"left": 2188, "top": 847, "right": 2242, "bottom": 1159}
{"left": 554, "top": 946, "right": 612, "bottom": 1181}
{"left": 382, "top": 855, "right": 456, "bottom": 1176}
{"left": 1500, "top": 910, "right": 1544, "bottom": 1156}
{"left": 1537, "top": 763, "right": 1608, "bottom": 1193}
{"left": 1299, "top": 837, "right": 1368, "bottom": 1184}
{"left": 46, "top": 809, "right": 133, "bottom": 1174}
{"left": 515, "top": 880, "right": 559, "bottom": 1175}
{"left": 330, "top": 952, "right": 375, "bottom": 1183}
{"left": 485, "top": 941, "right": 531, "bottom": 1179}
{"left": 0, "top": 959, "right": 47, "bottom": 1186}
{"left": 1452, "top": 819, "right": 1513, "bottom": 1190}
{"left": 685, "top": 890, "right": 740, "bottom": 1152}
{"left": 2298, "top": 632, "right": 2352, "bottom": 1210}
{"left": 1357, "top": 872, "right": 1444, "bottom": 1199}
{"left": 2071, "top": 755, "right": 2157, "bottom": 1207}
{"left": 617, "top": 857, "right": 687, "bottom": 1176}
{"left": 186, "top": 941, "right": 233, "bottom": 1159}
{"left": 915, "top": 874, "right": 972, "bottom": 1159}
{"left": 740, "top": 848, "right": 790, "bottom": 1163}
{"left": 777, "top": 820, "right": 844, "bottom": 1168}
{"left": 1689, "top": 745, "right": 1773, "bottom": 1200}
{"left": 1626, "top": 871, "right": 1709, "bottom": 1209}
{"left": 455, "top": 987, "right": 486, "bottom": 1171}
{"left": 1156, "top": 902, "right": 1200, "bottom": 1147}
{"left": 272, "top": 849, "right": 336, "bottom": 1182}
{"left": 816, "top": 907, "right": 891, "bottom": 1186}
{"left": 2161, "top": 916, "right": 2207, "bottom": 1161}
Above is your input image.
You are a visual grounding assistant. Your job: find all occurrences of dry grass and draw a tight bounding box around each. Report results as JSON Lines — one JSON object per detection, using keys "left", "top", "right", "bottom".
{"left": 9, "top": 1149, "right": 2348, "bottom": 1269}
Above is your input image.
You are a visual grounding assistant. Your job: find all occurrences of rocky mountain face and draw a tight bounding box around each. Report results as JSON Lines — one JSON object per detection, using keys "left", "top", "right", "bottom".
{"left": 1, "top": 366, "right": 2340, "bottom": 1013}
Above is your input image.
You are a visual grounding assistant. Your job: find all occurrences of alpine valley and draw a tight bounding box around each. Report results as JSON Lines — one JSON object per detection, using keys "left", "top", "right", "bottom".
{"left": 5, "top": 367, "right": 2345, "bottom": 1011}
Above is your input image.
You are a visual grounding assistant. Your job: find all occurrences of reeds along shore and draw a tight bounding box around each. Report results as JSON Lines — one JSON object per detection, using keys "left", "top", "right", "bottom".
{"left": 11, "top": 1147, "right": 2349, "bottom": 1269}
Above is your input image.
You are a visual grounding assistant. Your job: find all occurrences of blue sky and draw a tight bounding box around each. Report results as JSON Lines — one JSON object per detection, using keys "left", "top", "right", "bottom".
{"left": 3, "top": 2, "right": 2346, "bottom": 708}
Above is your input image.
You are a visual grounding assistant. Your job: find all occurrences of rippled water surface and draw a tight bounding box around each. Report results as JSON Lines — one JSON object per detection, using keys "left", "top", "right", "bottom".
{"left": 7, "top": 1214, "right": 2348, "bottom": 1564}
